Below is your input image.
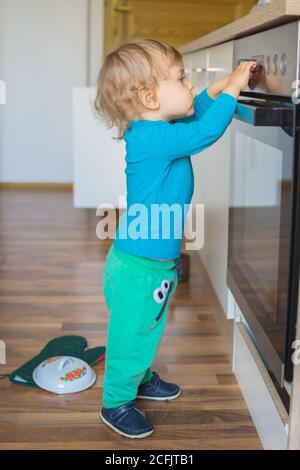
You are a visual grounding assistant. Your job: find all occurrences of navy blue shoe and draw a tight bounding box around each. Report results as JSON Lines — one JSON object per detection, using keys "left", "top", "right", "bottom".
{"left": 137, "top": 371, "right": 181, "bottom": 401}
{"left": 99, "top": 399, "right": 153, "bottom": 439}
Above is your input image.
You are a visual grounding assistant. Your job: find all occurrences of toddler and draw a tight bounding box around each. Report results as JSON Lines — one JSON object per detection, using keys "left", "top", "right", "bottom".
{"left": 94, "top": 38, "right": 255, "bottom": 439}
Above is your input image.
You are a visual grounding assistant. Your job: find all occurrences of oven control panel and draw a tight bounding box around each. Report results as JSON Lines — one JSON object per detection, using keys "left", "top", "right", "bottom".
{"left": 233, "top": 20, "right": 300, "bottom": 97}
{"left": 238, "top": 54, "right": 288, "bottom": 76}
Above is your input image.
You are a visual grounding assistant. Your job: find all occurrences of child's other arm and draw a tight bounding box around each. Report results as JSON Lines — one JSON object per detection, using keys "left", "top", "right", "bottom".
{"left": 149, "top": 92, "right": 237, "bottom": 161}
{"left": 148, "top": 61, "right": 256, "bottom": 162}
{"left": 173, "top": 74, "right": 232, "bottom": 123}
{"left": 207, "top": 74, "right": 231, "bottom": 100}
{"left": 173, "top": 73, "right": 233, "bottom": 122}
{"left": 206, "top": 60, "right": 257, "bottom": 100}
{"left": 177, "top": 62, "right": 256, "bottom": 123}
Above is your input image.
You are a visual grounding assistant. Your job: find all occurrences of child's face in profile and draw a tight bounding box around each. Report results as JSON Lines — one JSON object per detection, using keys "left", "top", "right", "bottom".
{"left": 156, "top": 61, "right": 196, "bottom": 121}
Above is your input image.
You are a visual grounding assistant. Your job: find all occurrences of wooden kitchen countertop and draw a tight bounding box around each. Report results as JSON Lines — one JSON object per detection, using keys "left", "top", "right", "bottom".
{"left": 178, "top": 0, "right": 300, "bottom": 54}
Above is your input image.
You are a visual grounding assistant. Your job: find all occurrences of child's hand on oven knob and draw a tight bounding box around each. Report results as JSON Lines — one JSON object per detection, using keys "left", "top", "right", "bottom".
{"left": 223, "top": 61, "right": 257, "bottom": 98}
{"left": 248, "top": 62, "right": 265, "bottom": 90}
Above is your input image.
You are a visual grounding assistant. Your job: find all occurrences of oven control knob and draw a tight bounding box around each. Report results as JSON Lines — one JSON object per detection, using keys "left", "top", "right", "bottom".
{"left": 272, "top": 54, "right": 278, "bottom": 75}
{"left": 280, "top": 52, "right": 287, "bottom": 75}
{"left": 266, "top": 55, "right": 271, "bottom": 75}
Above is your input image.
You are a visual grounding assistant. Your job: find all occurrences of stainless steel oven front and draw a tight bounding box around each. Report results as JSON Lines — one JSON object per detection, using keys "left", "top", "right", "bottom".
{"left": 227, "top": 20, "right": 300, "bottom": 389}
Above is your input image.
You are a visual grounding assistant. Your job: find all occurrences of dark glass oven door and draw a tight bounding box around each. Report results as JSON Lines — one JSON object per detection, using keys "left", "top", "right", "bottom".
{"left": 228, "top": 98, "right": 294, "bottom": 386}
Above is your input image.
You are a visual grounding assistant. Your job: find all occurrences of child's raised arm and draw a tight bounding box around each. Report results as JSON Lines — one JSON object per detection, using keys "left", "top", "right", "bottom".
{"left": 207, "top": 61, "right": 257, "bottom": 99}
{"left": 147, "top": 61, "right": 256, "bottom": 162}
{"left": 207, "top": 73, "right": 231, "bottom": 100}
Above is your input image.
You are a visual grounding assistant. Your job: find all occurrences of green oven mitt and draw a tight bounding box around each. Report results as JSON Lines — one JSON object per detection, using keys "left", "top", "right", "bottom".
{"left": 0, "top": 335, "right": 105, "bottom": 388}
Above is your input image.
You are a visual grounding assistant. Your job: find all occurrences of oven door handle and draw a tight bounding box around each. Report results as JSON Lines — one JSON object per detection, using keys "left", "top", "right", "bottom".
{"left": 233, "top": 99, "right": 293, "bottom": 127}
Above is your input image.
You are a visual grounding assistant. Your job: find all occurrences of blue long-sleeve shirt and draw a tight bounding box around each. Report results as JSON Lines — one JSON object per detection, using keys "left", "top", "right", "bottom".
{"left": 113, "top": 86, "right": 237, "bottom": 260}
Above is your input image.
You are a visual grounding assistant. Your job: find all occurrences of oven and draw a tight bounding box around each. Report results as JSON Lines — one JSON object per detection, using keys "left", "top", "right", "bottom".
{"left": 227, "top": 20, "right": 300, "bottom": 389}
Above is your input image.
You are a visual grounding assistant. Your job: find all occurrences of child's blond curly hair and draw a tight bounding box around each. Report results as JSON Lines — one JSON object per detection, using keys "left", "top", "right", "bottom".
{"left": 93, "top": 38, "right": 182, "bottom": 140}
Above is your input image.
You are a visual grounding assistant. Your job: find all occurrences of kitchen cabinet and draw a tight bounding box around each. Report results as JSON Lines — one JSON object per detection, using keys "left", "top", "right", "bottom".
{"left": 207, "top": 41, "right": 233, "bottom": 80}
{"left": 184, "top": 41, "right": 234, "bottom": 317}
{"left": 183, "top": 50, "right": 208, "bottom": 218}
{"left": 103, "top": 0, "right": 255, "bottom": 56}
{"left": 183, "top": 53, "right": 192, "bottom": 82}
{"left": 191, "top": 49, "right": 209, "bottom": 92}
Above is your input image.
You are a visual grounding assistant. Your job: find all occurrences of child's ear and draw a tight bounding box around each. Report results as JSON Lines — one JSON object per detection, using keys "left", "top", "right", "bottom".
{"left": 137, "top": 86, "right": 160, "bottom": 110}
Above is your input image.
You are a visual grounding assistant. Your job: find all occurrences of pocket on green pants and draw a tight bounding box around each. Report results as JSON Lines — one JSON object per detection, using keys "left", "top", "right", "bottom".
{"left": 142, "top": 271, "right": 177, "bottom": 334}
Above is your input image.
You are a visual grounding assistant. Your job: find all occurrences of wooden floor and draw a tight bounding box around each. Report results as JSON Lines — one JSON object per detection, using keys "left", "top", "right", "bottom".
{"left": 0, "top": 190, "right": 262, "bottom": 450}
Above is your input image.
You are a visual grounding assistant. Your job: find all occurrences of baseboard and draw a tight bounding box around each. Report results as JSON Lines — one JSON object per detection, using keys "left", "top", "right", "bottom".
{"left": 0, "top": 182, "right": 72, "bottom": 191}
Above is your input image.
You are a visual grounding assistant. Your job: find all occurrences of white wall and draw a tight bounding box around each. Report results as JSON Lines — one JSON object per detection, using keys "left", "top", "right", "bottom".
{"left": 0, "top": 0, "right": 104, "bottom": 183}
{"left": 89, "top": 0, "right": 104, "bottom": 87}
{"left": 72, "top": 87, "right": 126, "bottom": 209}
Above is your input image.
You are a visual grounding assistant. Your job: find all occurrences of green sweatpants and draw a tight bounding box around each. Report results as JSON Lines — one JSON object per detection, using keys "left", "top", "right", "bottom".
{"left": 101, "top": 244, "right": 178, "bottom": 409}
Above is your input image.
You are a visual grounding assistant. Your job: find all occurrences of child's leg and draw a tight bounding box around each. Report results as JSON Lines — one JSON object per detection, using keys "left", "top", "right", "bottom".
{"left": 101, "top": 246, "right": 178, "bottom": 409}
